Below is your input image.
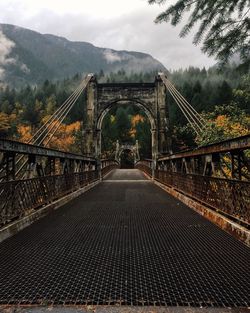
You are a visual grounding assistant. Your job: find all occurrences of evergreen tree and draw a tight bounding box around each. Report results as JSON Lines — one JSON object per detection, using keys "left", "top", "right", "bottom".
{"left": 22, "top": 101, "right": 38, "bottom": 125}
{"left": 1, "top": 100, "right": 11, "bottom": 114}
{"left": 135, "top": 120, "right": 151, "bottom": 158}
{"left": 233, "top": 75, "right": 250, "bottom": 114}
{"left": 216, "top": 81, "right": 233, "bottom": 105}
{"left": 115, "top": 107, "right": 131, "bottom": 142}
{"left": 149, "top": 0, "right": 250, "bottom": 63}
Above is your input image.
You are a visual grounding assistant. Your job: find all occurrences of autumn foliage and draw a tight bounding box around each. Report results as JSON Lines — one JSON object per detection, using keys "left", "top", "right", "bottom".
{"left": 130, "top": 114, "right": 145, "bottom": 137}
{"left": 214, "top": 114, "right": 249, "bottom": 137}
{"left": 45, "top": 120, "right": 81, "bottom": 151}
{"left": 17, "top": 125, "right": 32, "bottom": 143}
{"left": 195, "top": 104, "right": 250, "bottom": 146}
{"left": 16, "top": 116, "right": 81, "bottom": 152}
{"left": 0, "top": 112, "right": 17, "bottom": 138}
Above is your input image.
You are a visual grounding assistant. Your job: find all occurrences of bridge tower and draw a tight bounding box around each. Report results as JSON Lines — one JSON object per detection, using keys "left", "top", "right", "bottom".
{"left": 82, "top": 73, "right": 171, "bottom": 161}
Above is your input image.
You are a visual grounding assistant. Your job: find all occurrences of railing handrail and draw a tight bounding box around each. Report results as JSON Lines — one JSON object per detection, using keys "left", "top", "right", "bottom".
{"left": 0, "top": 169, "right": 98, "bottom": 185}
{"left": 158, "top": 134, "right": 250, "bottom": 161}
{"left": 156, "top": 169, "right": 250, "bottom": 184}
{"left": 0, "top": 138, "right": 96, "bottom": 162}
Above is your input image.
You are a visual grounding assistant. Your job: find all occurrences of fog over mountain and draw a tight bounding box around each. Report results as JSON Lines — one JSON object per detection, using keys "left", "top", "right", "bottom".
{"left": 0, "top": 23, "right": 166, "bottom": 86}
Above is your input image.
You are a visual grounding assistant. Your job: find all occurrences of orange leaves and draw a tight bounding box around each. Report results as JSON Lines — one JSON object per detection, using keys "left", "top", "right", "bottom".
{"left": 215, "top": 115, "right": 227, "bottom": 127}
{"left": 16, "top": 118, "right": 81, "bottom": 152}
{"left": 196, "top": 104, "right": 250, "bottom": 146}
{"left": 131, "top": 114, "right": 145, "bottom": 127}
{"left": 0, "top": 112, "right": 12, "bottom": 132}
{"left": 17, "top": 125, "right": 32, "bottom": 143}
{"left": 130, "top": 114, "right": 145, "bottom": 137}
{"left": 45, "top": 120, "right": 81, "bottom": 151}
{"left": 214, "top": 114, "right": 249, "bottom": 137}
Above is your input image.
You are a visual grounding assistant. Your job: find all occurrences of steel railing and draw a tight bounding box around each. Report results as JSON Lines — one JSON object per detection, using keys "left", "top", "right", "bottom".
{"left": 136, "top": 160, "right": 250, "bottom": 227}
{"left": 0, "top": 170, "right": 99, "bottom": 227}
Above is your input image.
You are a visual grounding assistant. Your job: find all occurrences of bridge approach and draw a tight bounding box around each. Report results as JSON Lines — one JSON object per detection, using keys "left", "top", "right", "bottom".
{"left": 0, "top": 169, "right": 249, "bottom": 309}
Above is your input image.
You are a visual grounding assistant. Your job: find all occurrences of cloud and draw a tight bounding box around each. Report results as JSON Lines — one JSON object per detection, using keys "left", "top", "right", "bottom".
{"left": 20, "top": 62, "right": 30, "bottom": 74}
{"left": 0, "top": 29, "right": 15, "bottom": 79}
{"left": 102, "top": 48, "right": 165, "bottom": 73}
{"left": 0, "top": 2, "right": 216, "bottom": 70}
{"left": 103, "top": 49, "right": 125, "bottom": 63}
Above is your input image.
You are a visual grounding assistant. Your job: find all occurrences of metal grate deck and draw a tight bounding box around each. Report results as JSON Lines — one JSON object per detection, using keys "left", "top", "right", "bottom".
{"left": 0, "top": 170, "right": 249, "bottom": 307}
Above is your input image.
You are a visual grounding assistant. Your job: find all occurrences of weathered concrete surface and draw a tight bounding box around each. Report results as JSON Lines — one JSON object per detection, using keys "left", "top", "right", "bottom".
{"left": 83, "top": 76, "right": 171, "bottom": 158}
{"left": 0, "top": 170, "right": 249, "bottom": 308}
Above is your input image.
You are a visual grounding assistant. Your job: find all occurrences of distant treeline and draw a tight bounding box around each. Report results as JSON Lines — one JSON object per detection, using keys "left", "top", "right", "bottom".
{"left": 0, "top": 65, "right": 249, "bottom": 154}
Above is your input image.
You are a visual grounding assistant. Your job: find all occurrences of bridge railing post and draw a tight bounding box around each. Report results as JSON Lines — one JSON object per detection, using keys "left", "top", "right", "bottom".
{"left": 152, "top": 159, "right": 156, "bottom": 180}
{"left": 97, "top": 159, "right": 102, "bottom": 181}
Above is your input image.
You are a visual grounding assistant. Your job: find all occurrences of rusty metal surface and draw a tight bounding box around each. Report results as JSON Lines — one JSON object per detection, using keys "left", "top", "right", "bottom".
{"left": 0, "top": 171, "right": 99, "bottom": 227}
{"left": 101, "top": 163, "right": 119, "bottom": 177}
{"left": 154, "top": 179, "right": 250, "bottom": 246}
{"left": 0, "top": 139, "right": 96, "bottom": 162}
{"left": 0, "top": 306, "right": 250, "bottom": 313}
{"left": 135, "top": 162, "right": 152, "bottom": 177}
{"left": 158, "top": 134, "right": 250, "bottom": 161}
{"left": 104, "top": 169, "right": 147, "bottom": 181}
{"left": 0, "top": 169, "right": 250, "bottom": 307}
{"left": 155, "top": 170, "right": 250, "bottom": 227}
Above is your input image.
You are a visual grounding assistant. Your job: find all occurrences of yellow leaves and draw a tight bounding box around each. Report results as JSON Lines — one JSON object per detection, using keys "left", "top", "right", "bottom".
{"left": 197, "top": 105, "right": 250, "bottom": 146}
{"left": 130, "top": 129, "right": 136, "bottom": 138}
{"left": 130, "top": 114, "right": 145, "bottom": 138}
{"left": 0, "top": 112, "right": 17, "bottom": 137}
{"left": 45, "top": 120, "right": 81, "bottom": 151}
{"left": 0, "top": 112, "right": 11, "bottom": 132}
{"left": 15, "top": 118, "right": 81, "bottom": 152}
{"left": 41, "top": 115, "right": 51, "bottom": 125}
{"left": 214, "top": 114, "right": 249, "bottom": 137}
{"left": 17, "top": 125, "right": 32, "bottom": 143}
{"left": 131, "top": 114, "right": 144, "bottom": 127}
{"left": 65, "top": 121, "right": 81, "bottom": 132}
{"left": 215, "top": 115, "right": 227, "bottom": 127}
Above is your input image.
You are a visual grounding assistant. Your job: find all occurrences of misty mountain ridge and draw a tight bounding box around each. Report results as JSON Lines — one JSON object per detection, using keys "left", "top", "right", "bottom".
{"left": 0, "top": 23, "right": 166, "bottom": 87}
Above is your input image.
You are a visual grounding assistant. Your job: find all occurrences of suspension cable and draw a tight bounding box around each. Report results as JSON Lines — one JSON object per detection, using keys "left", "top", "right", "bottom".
{"left": 163, "top": 80, "right": 203, "bottom": 133}
{"left": 159, "top": 73, "right": 206, "bottom": 136}
{"left": 15, "top": 74, "right": 93, "bottom": 177}
{"left": 165, "top": 78, "right": 206, "bottom": 124}
{"left": 165, "top": 84, "right": 201, "bottom": 135}
{"left": 159, "top": 73, "right": 204, "bottom": 127}
{"left": 37, "top": 81, "right": 87, "bottom": 146}
{"left": 2, "top": 75, "right": 91, "bottom": 180}
{"left": 43, "top": 83, "right": 87, "bottom": 146}
{"left": 33, "top": 76, "right": 91, "bottom": 145}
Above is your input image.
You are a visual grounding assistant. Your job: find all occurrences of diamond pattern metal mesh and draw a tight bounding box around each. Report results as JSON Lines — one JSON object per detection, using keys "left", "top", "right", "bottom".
{"left": 0, "top": 170, "right": 249, "bottom": 307}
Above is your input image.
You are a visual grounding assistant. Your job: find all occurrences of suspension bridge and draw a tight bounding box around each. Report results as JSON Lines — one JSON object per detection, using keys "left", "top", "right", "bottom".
{"left": 0, "top": 73, "right": 249, "bottom": 312}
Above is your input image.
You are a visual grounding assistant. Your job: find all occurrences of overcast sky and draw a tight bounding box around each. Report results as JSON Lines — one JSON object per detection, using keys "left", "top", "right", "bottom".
{"left": 0, "top": 0, "right": 216, "bottom": 70}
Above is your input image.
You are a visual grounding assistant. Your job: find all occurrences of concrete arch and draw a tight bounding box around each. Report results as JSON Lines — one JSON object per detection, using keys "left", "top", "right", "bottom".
{"left": 82, "top": 75, "right": 172, "bottom": 169}
{"left": 96, "top": 99, "right": 156, "bottom": 131}
{"left": 115, "top": 141, "right": 140, "bottom": 164}
{"left": 95, "top": 99, "right": 156, "bottom": 161}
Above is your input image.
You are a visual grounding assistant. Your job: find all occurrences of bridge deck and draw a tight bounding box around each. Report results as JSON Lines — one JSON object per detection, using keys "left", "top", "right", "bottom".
{"left": 0, "top": 169, "right": 250, "bottom": 308}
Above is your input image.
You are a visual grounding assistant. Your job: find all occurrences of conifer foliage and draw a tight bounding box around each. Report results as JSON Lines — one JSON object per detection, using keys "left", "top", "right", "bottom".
{"left": 148, "top": 0, "right": 250, "bottom": 63}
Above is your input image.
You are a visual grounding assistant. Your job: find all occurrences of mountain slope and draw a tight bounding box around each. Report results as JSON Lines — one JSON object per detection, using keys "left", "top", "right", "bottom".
{"left": 0, "top": 24, "right": 166, "bottom": 86}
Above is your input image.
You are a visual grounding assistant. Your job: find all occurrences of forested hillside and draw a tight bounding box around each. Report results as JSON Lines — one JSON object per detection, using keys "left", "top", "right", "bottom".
{"left": 0, "top": 66, "right": 249, "bottom": 156}
{"left": 0, "top": 24, "right": 166, "bottom": 87}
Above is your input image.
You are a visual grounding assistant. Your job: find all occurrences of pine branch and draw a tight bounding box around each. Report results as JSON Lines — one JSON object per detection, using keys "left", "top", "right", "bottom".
{"left": 149, "top": 0, "right": 250, "bottom": 63}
